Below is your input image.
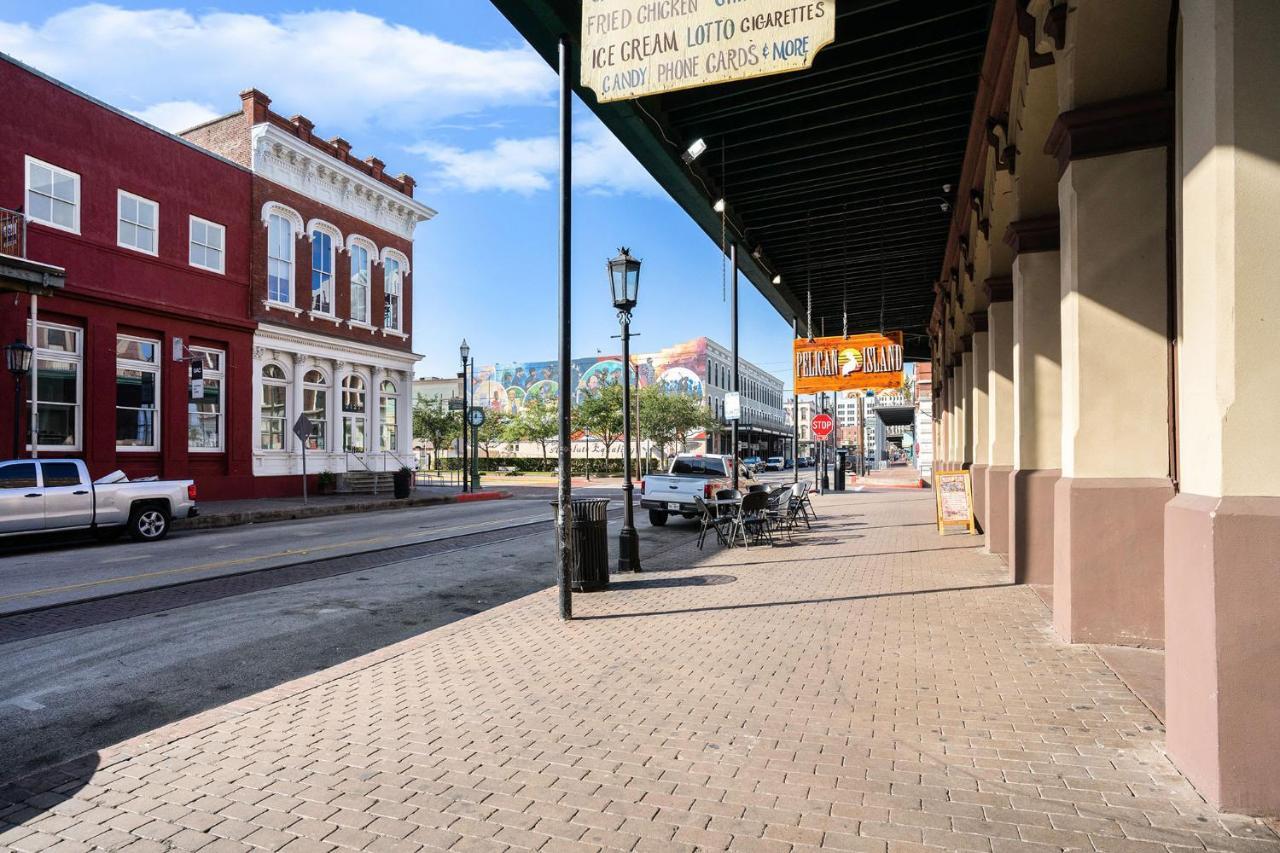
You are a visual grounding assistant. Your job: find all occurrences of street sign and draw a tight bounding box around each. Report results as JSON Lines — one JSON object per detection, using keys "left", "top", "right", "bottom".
{"left": 724, "top": 391, "right": 741, "bottom": 421}
{"left": 448, "top": 398, "right": 465, "bottom": 411}
{"left": 189, "top": 360, "right": 204, "bottom": 401}
{"left": 811, "top": 412, "right": 834, "bottom": 439}
{"left": 467, "top": 407, "right": 486, "bottom": 427}
{"left": 292, "top": 414, "right": 313, "bottom": 443}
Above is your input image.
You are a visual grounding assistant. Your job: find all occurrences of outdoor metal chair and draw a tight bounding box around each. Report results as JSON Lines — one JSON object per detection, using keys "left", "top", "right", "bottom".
{"left": 791, "top": 482, "right": 813, "bottom": 529}
{"left": 747, "top": 483, "right": 770, "bottom": 494}
{"left": 764, "top": 486, "right": 796, "bottom": 542}
{"left": 797, "top": 481, "right": 818, "bottom": 520}
{"left": 693, "top": 496, "right": 732, "bottom": 550}
{"left": 731, "top": 490, "right": 774, "bottom": 548}
{"left": 714, "top": 488, "right": 741, "bottom": 519}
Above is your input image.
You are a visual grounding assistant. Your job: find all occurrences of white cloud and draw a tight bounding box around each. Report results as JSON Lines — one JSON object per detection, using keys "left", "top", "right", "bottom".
{"left": 410, "top": 123, "right": 661, "bottom": 197}
{"left": 130, "top": 100, "right": 221, "bottom": 133}
{"left": 0, "top": 4, "right": 554, "bottom": 132}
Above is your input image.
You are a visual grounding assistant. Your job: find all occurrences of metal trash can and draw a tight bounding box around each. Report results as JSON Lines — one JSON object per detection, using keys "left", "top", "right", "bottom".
{"left": 549, "top": 498, "right": 611, "bottom": 592}
{"left": 834, "top": 449, "right": 848, "bottom": 491}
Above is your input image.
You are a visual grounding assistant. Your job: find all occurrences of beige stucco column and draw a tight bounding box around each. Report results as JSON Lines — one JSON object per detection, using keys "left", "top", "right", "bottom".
{"left": 1166, "top": 0, "right": 1280, "bottom": 816}
{"left": 960, "top": 349, "right": 973, "bottom": 469}
{"left": 985, "top": 281, "right": 1015, "bottom": 557}
{"left": 953, "top": 364, "right": 966, "bottom": 469}
{"left": 1008, "top": 220, "right": 1061, "bottom": 587}
{"left": 1051, "top": 116, "right": 1173, "bottom": 647}
{"left": 1050, "top": 0, "right": 1175, "bottom": 648}
{"left": 969, "top": 323, "right": 990, "bottom": 530}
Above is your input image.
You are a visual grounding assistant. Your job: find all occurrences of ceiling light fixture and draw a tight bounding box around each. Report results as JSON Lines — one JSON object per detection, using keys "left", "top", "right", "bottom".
{"left": 713, "top": 198, "right": 726, "bottom": 213}
{"left": 682, "top": 138, "right": 708, "bottom": 164}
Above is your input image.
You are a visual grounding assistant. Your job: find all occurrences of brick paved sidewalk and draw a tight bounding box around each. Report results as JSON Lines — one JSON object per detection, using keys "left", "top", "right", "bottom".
{"left": 2, "top": 491, "right": 1277, "bottom": 852}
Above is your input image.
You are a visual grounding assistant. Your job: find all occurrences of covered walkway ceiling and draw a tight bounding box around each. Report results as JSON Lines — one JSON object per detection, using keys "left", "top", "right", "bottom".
{"left": 489, "top": 0, "right": 996, "bottom": 359}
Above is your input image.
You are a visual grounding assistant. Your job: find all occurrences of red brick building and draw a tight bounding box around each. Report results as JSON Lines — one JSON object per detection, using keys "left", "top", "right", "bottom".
{"left": 0, "top": 57, "right": 434, "bottom": 499}
{"left": 0, "top": 55, "right": 257, "bottom": 499}
{"left": 183, "top": 91, "right": 434, "bottom": 492}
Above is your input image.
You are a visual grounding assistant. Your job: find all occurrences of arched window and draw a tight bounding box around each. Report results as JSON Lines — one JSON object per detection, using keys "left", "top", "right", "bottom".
{"left": 303, "top": 369, "right": 328, "bottom": 450}
{"left": 383, "top": 257, "right": 402, "bottom": 330}
{"left": 260, "top": 364, "right": 288, "bottom": 450}
{"left": 311, "top": 229, "right": 334, "bottom": 314}
{"left": 341, "top": 374, "right": 366, "bottom": 453}
{"left": 267, "top": 214, "right": 294, "bottom": 304}
{"left": 380, "top": 379, "right": 398, "bottom": 451}
{"left": 349, "top": 242, "right": 371, "bottom": 324}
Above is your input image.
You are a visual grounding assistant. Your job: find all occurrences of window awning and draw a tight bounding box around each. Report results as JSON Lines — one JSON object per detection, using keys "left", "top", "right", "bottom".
{"left": 488, "top": 0, "right": 996, "bottom": 359}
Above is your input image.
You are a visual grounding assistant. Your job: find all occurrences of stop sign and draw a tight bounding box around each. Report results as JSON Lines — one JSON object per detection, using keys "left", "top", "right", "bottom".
{"left": 811, "top": 412, "right": 834, "bottom": 439}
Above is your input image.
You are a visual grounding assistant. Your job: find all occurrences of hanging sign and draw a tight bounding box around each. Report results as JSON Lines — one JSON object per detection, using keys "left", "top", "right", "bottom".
{"left": 189, "top": 360, "right": 204, "bottom": 401}
{"left": 794, "top": 332, "right": 905, "bottom": 395}
{"left": 933, "top": 469, "right": 976, "bottom": 535}
{"left": 580, "top": 0, "right": 837, "bottom": 104}
{"left": 724, "top": 391, "right": 741, "bottom": 421}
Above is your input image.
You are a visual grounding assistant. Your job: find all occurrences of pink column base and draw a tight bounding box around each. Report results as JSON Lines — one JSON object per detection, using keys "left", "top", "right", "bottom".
{"left": 985, "top": 465, "right": 1013, "bottom": 557}
{"left": 1009, "top": 468, "right": 1059, "bottom": 586}
{"left": 971, "top": 463, "right": 989, "bottom": 534}
{"left": 1165, "top": 494, "right": 1280, "bottom": 817}
{"left": 1052, "top": 477, "right": 1172, "bottom": 647}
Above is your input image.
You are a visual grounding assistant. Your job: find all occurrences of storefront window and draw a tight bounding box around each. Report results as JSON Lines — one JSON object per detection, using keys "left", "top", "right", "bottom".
{"left": 189, "top": 348, "right": 224, "bottom": 451}
{"left": 303, "top": 369, "right": 328, "bottom": 450}
{"left": 116, "top": 336, "right": 160, "bottom": 450}
{"left": 260, "top": 364, "right": 287, "bottom": 450}
{"left": 342, "top": 374, "right": 366, "bottom": 453}
{"left": 380, "top": 380, "right": 398, "bottom": 451}
{"left": 25, "top": 323, "right": 82, "bottom": 451}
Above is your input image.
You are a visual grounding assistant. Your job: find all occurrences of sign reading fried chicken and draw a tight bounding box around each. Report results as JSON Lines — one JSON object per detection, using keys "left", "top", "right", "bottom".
{"left": 793, "top": 332, "right": 904, "bottom": 394}
{"left": 580, "top": 1, "right": 836, "bottom": 103}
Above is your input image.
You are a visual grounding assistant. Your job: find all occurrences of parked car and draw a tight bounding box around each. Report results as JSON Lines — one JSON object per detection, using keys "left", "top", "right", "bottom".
{"left": 797, "top": 456, "right": 812, "bottom": 468}
{"left": 742, "top": 456, "right": 764, "bottom": 473}
{"left": 0, "top": 459, "right": 197, "bottom": 542}
{"left": 765, "top": 456, "right": 786, "bottom": 471}
{"left": 639, "top": 454, "right": 757, "bottom": 526}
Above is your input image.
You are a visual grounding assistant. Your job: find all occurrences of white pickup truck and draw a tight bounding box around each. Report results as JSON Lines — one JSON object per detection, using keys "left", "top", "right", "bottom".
{"left": 0, "top": 458, "right": 197, "bottom": 542}
{"left": 639, "top": 454, "right": 756, "bottom": 526}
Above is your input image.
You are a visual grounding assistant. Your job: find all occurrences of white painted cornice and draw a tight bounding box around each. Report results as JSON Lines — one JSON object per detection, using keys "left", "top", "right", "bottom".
{"left": 255, "top": 322, "right": 422, "bottom": 370}
{"left": 250, "top": 123, "right": 436, "bottom": 241}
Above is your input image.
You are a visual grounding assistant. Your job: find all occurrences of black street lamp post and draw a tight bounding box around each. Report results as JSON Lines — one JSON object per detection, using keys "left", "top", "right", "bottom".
{"left": 5, "top": 340, "right": 33, "bottom": 459}
{"left": 459, "top": 339, "right": 470, "bottom": 493}
{"left": 608, "top": 248, "right": 642, "bottom": 573}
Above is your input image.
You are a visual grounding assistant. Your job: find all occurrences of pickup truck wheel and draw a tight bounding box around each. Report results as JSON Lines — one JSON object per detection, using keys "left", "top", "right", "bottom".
{"left": 648, "top": 509, "right": 669, "bottom": 526}
{"left": 129, "top": 505, "right": 171, "bottom": 542}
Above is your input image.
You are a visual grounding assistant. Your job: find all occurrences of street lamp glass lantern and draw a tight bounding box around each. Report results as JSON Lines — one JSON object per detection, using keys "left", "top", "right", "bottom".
{"left": 459, "top": 338, "right": 470, "bottom": 364}
{"left": 5, "top": 340, "right": 33, "bottom": 377}
{"left": 607, "top": 247, "right": 641, "bottom": 312}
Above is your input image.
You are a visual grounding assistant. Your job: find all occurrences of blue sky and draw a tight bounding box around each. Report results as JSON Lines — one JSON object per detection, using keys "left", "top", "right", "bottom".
{"left": 0, "top": 1, "right": 797, "bottom": 386}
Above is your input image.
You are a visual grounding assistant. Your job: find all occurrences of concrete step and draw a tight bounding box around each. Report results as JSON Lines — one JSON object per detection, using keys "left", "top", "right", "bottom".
{"left": 341, "top": 472, "right": 394, "bottom": 494}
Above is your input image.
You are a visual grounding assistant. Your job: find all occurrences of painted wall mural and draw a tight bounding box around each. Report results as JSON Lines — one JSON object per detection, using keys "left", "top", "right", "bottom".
{"left": 472, "top": 337, "right": 710, "bottom": 414}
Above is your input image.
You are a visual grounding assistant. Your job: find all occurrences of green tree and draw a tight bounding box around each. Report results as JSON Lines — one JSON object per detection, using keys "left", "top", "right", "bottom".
{"left": 574, "top": 384, "right": 625, "bottom": 471}
{"left": 508, "top": 397, "right": 559, "bottom": 468}
{"left": 475, "top": 410, "right": 512, "bottom": 459}
{"left": 413, "top": 396, "right": 460, "bottom": 469}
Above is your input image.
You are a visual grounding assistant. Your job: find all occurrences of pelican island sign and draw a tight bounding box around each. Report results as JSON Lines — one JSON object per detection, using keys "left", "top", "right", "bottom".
{"left": 581, "top": 1, "right": 836, "bottom": 103}
{"left": 793, "top": 332, "right": 904, "bottom": 394}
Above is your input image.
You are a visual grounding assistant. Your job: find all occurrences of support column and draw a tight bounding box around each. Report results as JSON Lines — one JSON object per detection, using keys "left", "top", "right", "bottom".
{"left": 1051, "top": 99, "right": 1173, "bottom": 646}
{"left": 970, "top": 321, "right": 990, "bottom": 532}
{"left": 985, "top": 282, "right": 1015, "bottom": 557}
{"left": 1166, "top": 0, "right": 1280, "bottom": 815}
{"left": 951, "top": 364, "right": 965, "bottom": 469}
{"left": 1008, "top": 220, "right": 1061, "bottom": 587}
{"left": 960, "top": 348, "right": 974, "bottom": 470}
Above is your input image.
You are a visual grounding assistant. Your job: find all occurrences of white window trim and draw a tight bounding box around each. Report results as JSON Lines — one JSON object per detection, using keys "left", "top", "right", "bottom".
{"left": 115, "top": 334, "right": 161, "bottom": 453}
{"left": 188, "top": 215, "right": 226, "bottom": 274}
{"left": 260, "top": 363, "right": 290, "bottom": 453}
{"left": 263, "top": 202, "right": 303, "bottom": 308}
{"left": 25, "top": 155, "right": 81, "bottom": 235}
{"left": 347, "top": 234, "right": 377, "bottom": 325}
{"left": 188, "top": 347, "right": 225, "bottom": 453}
{"left": 380, "top": 248, "right": 409, "bottom": 333}
{"left": 117, "top": 189, "right": 160, "bottom": 257}
{"left": 302, "top": 368, "right": 331, "bottom": 452}
{"left": 28, "top": 320, "right": 83, "bottom": 452}
{"left": 307, "top": 220, "right": 342, "bottom": 317}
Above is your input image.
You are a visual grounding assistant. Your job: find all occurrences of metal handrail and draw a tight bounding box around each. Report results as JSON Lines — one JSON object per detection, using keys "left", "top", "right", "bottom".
{"left": 1, "top": 206, "right": 27, "bottom": 259}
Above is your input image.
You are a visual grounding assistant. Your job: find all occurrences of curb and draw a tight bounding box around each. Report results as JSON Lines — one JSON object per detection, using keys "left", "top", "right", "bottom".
{"left": 174, "top": 490, "right": 513, "bottom": 531}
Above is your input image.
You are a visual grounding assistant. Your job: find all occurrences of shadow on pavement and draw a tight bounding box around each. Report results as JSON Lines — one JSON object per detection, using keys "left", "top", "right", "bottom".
{"left": 576, "top": 582, "right": 1012, "bottom": 620}
{"left": 606, "top": 574, "right": 737, "bottom": 590}
{"left": 0, "top": 752, "right": 98, "bottom": 830}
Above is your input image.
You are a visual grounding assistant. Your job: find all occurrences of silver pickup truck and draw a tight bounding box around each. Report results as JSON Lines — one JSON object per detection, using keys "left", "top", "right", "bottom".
{"left": 639, "top": 454, "right": 756, "bottom": 526}
{"left": 0, "top": 458, "right": 197, "bottom": 542}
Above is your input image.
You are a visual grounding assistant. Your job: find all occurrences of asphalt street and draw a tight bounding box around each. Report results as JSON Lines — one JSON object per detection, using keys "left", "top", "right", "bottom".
{"left": 0, "top": 485, "right": 716, "bottom": 784}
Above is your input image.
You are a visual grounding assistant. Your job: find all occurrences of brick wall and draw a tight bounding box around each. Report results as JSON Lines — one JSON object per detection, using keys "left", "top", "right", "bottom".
{"left": 180, "top": 113, "right": 251, "bottom": 168}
